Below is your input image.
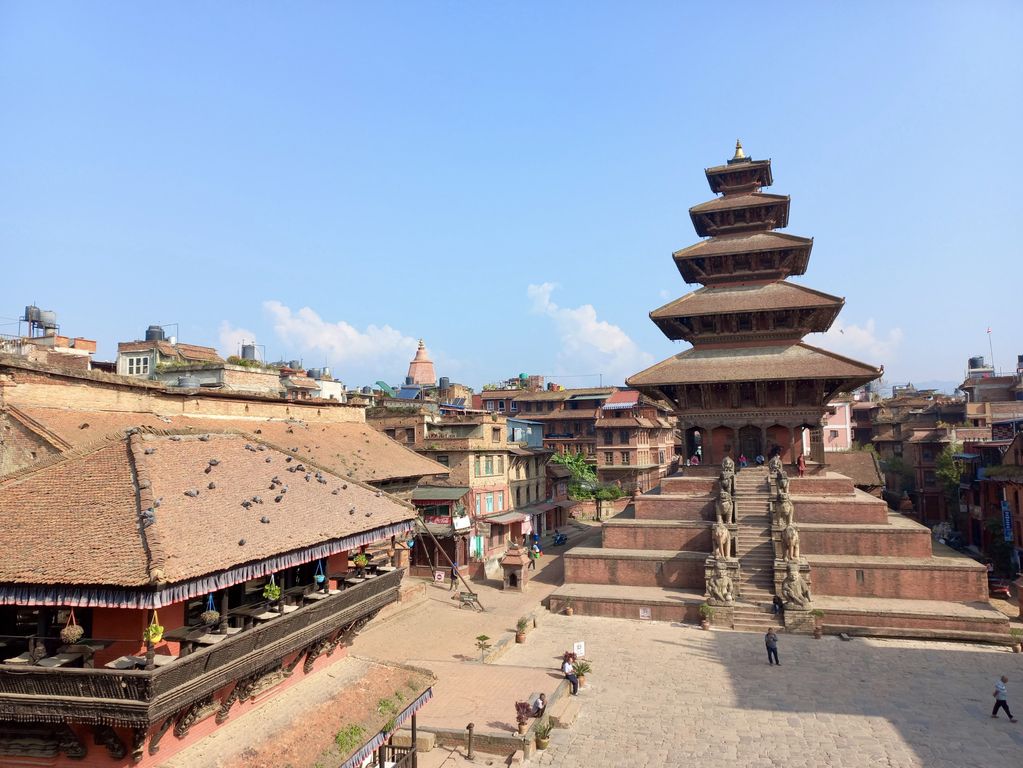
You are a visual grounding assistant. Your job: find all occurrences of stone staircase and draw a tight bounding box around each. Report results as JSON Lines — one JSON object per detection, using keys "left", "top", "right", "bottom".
{"left": 730, "top": 602, "right": 784, "bottom": 632}
{"left": 732, "top": 468, "right": 775, "bottom": 607}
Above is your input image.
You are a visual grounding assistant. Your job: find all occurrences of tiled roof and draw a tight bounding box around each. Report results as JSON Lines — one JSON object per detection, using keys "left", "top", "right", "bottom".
{"left": 651, "top": 281, "right": 843, "bottom": 318}
{"left": 512, "top": 387, "right": 616, "bottom": 402}
{"left": 824, "top": 452, "right": 884, "bottom": 487}
{"left": 672, "top": 231, "right": 812, "bottom": 260}
{"left": 0, "top": 432, "right": 416, "bottom": 587}
{"left": 116, "top": 340, "right": 222, "bottom": 362}
{"left": 11, "top": 407, "right": 448, "bottom": 484}
{"left": 282, "top": 376, "right": 321, "bottom": 390}
{"left": 627, "top": 343, "right": 881, "bottom": 387}
{"left": 602, "top": 390, "right": 640, "bottom": 410}
{"left": 689, "top": 191, "right": 790, "bottom": 214}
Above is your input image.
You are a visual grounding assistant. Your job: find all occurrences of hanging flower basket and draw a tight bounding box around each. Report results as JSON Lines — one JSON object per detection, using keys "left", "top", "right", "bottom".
{"left": 200, "top": 594, "right": 220, "bottom": 626}
{"left": 60, "top": 610, "right": 84, "bottom": 645}
{"left": 144, "top": 612, "right": 164, "bottom": 645}
{"left": 314, "top": 559, "right": 326, "bottom": 584}
{"left": 263, "top": 575, "right": 282, "bottom": 602}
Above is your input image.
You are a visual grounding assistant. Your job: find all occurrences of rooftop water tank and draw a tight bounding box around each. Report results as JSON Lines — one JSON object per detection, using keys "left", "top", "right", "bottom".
{"left": 968, "top": 356, "right": 985, "bottom": 369}
{"left": 23, "top": 306, "right": 41, "bottom": 323}
{"left": 519, "top": 373, "right": 528, "bottom": 380}
{"left": 439, "top": 376, "right": 450, "bottom": 390}
{"left": 307, "top": 368, "right": 323, "bottom": 380}
{"left": 361, "top": 386, "right": 372, "bottom": 395}
{"left": 288, "top": 360, "right": 302, "bottom": 371}
{"left": 39, "top": 310, "right": 58, "bottom": 330}
{"left": 146, "top": 325, "right": 166, "bottom": 342}
{"left": 240, "top": 343, "right": 257, "bottom": 360}
{"left": 177, "top": 375, "right": 200, "bottom": 388}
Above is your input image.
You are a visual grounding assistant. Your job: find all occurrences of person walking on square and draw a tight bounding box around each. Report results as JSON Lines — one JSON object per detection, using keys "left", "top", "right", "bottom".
{"left": 992, "top": 675, "right": 1017, "bottom": 722}
{"left": 448, "top": 561, "right": 459, "bottom": 591}
{"left": 765, "top": 628, "right": 780, "bottom": 666}
{"left": 527, "top": 545, "right": 538, "bottom": 570}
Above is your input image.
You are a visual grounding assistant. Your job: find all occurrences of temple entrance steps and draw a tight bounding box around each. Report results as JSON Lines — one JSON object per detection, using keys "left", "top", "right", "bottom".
{"left": 732, "top": 466, "right": 775, "bottom": 602}
{"left": 730, "top": 603, "right": 784, "bottom": 632}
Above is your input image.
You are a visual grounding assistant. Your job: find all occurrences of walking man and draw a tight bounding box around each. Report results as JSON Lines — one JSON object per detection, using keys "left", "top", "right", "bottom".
{"left": 765, "top": 628, "right": 780, "bottom": 666}
{"left": 448, "top": 561, "right": 459, "bottom": 591}
{"left": 527, "top": 545, "right": 538, "bottom": 571}
{"left": 992, "top": 675, "right": 1018, "bottom": 722}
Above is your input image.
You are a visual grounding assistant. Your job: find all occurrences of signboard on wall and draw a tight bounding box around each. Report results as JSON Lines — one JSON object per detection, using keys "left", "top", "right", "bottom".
{"left": 424, "top": 515, "right": 452, "bottom": 526}
{"left": 1002, "top": 500, "right": 1014, "bottom": 542}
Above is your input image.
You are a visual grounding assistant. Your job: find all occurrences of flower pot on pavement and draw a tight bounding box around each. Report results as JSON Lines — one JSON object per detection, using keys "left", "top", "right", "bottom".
{"left": 515, "top": 632, "right": 526, "bottom": 644}
{"left": 517, "top": 722, "right": 528, "bottom": 735}
{"left": 536, "top": 736, "right": 550, "bottom": 749}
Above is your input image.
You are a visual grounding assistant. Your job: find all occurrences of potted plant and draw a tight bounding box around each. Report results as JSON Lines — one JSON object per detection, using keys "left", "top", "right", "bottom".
{"left": 263, "top": 575, "right": 282, "bottom": 603}
{"left": 314, "top": 560, "right": 327, "bottom": 586}
{"left": 572, "top": 659, "right": 591, "bottom": 687}
{"left": 515, "top": 617, "right": 529, "bottom": 643}
{"left": 353, "top": 553, "right": 369, "bottom": 578}
{"left": 60, "top": 610, "right": 84, "bottom": 645}
{"left": 810, "top": 608, "right": 825, "bottom": 639}
{"left": 475, "top": 634, "right": 492, "bottom": 663}
{"left": 535, "top": 719, "right": 553, "bottom": 749}
{"left": 143, "top": 614, "right": 164, "bottom": 645}
{"left": 698, "top": 602, "right": 715, "bottom": 630}
{"left": 1010, "top": 628, "right": 1022, "bottom": 653}
{"left": 200, "top": 594, "right": 220, "bottom": 626}
{"left": 563, "top": 597, "right": 574, "bottom": 617}
{"left": 514, "top": 701, "right": 531, "bottom": 735}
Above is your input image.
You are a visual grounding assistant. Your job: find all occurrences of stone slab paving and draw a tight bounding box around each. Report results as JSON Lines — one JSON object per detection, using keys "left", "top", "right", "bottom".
{"left": 497, "top": 615, "right": 1023, "bottom": 768}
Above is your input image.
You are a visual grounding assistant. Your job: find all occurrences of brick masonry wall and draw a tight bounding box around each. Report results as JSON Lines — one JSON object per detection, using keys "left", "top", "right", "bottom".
{"left": 633, "top": 494, "right": 713, "bottom": 521}
{"left": 602, "top": 522, "right": 711, "bottom": 551}
{"left": 810, "top": 561, "right": 987, "bottom": 601}
{"left": 5, "top": 374, "right": 364, "bottom": 424}
{"left": 792, "top": 496, "right": 889, "bottom": 524}
{"left": 821, "top": 609, "right": 1007, "bottom": 634}
{"left": 549, "top": 595, "right": 699, "bottom": 623}
{"left": 564, "top": 553, "right": 705, "bottom": 588}
{"left": 660, "top": 477, "right": 717, "bottom": 494}
{"left": 0, "top": 412, "right": 61, "bottom": 475}
{"left": 800, "top": 527, "right": 932, "bottom": 557}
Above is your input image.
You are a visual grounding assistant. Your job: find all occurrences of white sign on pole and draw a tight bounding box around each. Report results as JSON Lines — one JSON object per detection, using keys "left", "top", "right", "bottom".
{"left": 639, "top": 607, "right": 652, "bottom": 620}
{"left": 434, "top": 570, "right": 445, "bottom": 583}
{"left": 573, "top": 641, "right": 585, "bottom": 658}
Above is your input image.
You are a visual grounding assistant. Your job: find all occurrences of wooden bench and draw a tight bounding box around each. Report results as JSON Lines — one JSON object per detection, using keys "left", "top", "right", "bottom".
{"left": 458, "top": 591, "right": 482, "bottom": 611}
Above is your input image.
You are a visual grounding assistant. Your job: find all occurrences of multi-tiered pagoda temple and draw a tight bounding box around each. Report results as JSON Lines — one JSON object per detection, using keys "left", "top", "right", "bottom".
{"left": 629, "top": 142, "right": 880, "bottom": 465}
{"left": 550, "top": 145, "right": 1009, "bottom": 646}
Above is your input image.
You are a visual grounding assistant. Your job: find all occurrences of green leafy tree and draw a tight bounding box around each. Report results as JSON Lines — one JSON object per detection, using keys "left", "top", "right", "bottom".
{"left": 552, "top": 452, "right": 598, "bottom": 499}
{"left": 935, "top": 442, "right": 964, "bottom": 530}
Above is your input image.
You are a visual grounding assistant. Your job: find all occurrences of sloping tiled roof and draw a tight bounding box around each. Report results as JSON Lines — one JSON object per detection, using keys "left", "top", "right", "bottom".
{"left": 651, "top": 281, "right": 843, "bottom": 318}
{"left": 512, "top": 387, "right": 615, "bottom": 402}
{"left": 672, "top": 231, "right": 813, "bottom": 260}
{"left": 824, "top": 451, "right": 884, "bottom": 487}
{"left": 11, "top": 407, "right": 448, "bottom": 484}
{"left": 117, "top": 340, "right": 222, "bottom": 362}
{"left": 689, "top": 191, "right": 789, "bottom": 213}
{"left": 627, "top": 343, "right": 881, "bottom": 387}
{"left": 0, "top": 432, "right": 416, "bottom": 587}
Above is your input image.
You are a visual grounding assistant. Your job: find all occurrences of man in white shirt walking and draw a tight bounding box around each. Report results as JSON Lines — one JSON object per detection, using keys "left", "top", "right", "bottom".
{"left": 992, "top": 675, "right": 1017, "bottom": 722}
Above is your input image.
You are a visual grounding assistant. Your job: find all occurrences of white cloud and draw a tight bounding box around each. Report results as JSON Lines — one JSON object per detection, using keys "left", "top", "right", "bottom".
{"left": 218, "top": 321, "right": 258, "bottom": 359}
{"left": 262, "top": 300, "right": 419, "bottom": 374}
{"left": 527, "top": 283, "right": 654, "bottom": 385}
{"left": 815, "top": 318, "right": 903, "bottom": 365}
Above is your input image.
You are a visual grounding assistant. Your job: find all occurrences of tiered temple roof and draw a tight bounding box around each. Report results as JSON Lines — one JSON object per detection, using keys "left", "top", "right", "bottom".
{"left": 629, "top": 142, "right": 880, "bottom": 404}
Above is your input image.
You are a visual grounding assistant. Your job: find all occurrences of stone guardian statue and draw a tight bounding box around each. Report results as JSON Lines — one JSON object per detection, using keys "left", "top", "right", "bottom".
{"left": 782, "top": 524, "right": 800, "bottom": 561}
{"left": 782, "top": 565, "right": 812, "bottom": 608}
{"left": 712, "top": 521, "right": 731, "bottom": 560}
{"left": 715, "top": 489, "right": 735, "bottom": 525}
{"left": 706, "top": 562, "right": 735, "bottom": 604}
{"left": 773, "top": 492, "right": 794, "bottom": 528}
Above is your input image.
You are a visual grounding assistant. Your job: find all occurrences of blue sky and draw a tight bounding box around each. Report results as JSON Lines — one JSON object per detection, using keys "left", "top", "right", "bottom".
{"left": 2, "top": 2, "right": 1021, "bottom": 391}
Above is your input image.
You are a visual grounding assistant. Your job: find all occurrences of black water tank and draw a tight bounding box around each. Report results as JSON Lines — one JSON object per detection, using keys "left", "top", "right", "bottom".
{"left": 146, "top": 325, "right": 166, "bottom": 342}
{"left": 968, "top": 356, "right": 985, "bottom": 369}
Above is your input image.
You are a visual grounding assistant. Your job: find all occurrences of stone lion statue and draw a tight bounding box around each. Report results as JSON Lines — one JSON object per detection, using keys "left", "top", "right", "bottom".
{"left": 782, "top": 524, "right": 800, "bottom": 561}
{"left": 721, "top": 455, "right": 735, "bottom": 474}
{"left": 712, "top": 521, "right": 731, "bottom": 560}
{"left": 773, "top": 492, "right": 794, "bottom": 528}
{"left": 718, "top": 470, "right": 734, "bottom": 496}
{"left": 782, "top": 566, "right": 812, "bottom": 608}
{"left": 768, "top": 454, "right": 783, "bottom": 476}
{"left": 776, "top": 471, "right": 790, "bottom": 494}
{"left": 706, "top": 562, "right": 734, "bottom": 604}
{"left": 715, "top": 490, "right": 734, "bottom": 525}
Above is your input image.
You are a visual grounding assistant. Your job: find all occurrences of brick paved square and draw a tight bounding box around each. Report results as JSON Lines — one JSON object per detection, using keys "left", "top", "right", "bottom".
{"left": 497, "top": 615, "right": 1023, "bottom": 768}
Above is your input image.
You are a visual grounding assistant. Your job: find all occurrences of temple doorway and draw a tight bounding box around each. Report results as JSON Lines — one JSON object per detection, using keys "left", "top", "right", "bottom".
{"left": 684, "top": 427, "right": 704, "bottom": 462}
{"left": 738, "top": 425, "right": 762, "bottom": 459}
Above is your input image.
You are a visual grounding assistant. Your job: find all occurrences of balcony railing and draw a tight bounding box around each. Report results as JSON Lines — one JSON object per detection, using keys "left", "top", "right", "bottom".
{"left": 0, "top": 569, "right": 403, "bottom": 727}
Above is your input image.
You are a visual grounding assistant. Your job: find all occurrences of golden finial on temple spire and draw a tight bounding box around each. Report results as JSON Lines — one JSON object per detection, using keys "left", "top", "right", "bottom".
{"left": 732, "top": 139, "right": 745, "bottom": 161}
